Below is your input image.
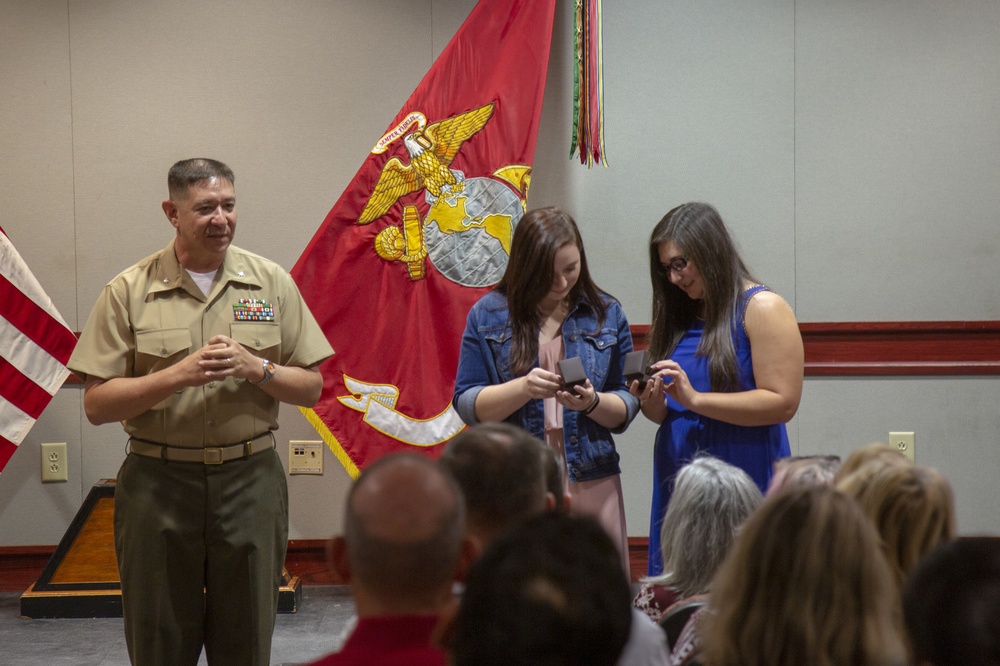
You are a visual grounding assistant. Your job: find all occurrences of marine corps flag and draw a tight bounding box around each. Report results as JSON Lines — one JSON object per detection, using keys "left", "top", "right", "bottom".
{"left": 292, "top": 0, "right": 557, "bottom": 477}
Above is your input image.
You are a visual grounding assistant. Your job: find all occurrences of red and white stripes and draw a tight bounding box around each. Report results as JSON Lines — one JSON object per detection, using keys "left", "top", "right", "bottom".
{"left": 0, "top": 227, "right": 77, "bottom": 473}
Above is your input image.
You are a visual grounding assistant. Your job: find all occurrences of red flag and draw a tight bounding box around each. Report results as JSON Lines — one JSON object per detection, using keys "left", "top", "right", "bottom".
{"left": 0, "top": 227, "right": 77, "bottom": 473}
{"left": 292, "top": 0, "right": 557, "bottom": 477}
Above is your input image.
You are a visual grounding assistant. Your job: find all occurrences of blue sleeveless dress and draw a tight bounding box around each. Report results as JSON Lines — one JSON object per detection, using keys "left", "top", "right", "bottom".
{"left": 647, "top": 285, "right": 791, "bottom": 575}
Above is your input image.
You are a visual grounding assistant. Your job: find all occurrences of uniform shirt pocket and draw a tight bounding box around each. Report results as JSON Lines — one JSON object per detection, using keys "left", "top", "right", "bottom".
{"left": 135, "top": 328, "right": 193, "bottom": 375}
{"left": 230, "top": 321, "right": 282, "bottom": 359}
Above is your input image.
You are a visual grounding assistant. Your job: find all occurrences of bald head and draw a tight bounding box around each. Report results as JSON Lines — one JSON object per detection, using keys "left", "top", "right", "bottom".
{"left": 340, "top": 453, "right": 466, "bottom": 611}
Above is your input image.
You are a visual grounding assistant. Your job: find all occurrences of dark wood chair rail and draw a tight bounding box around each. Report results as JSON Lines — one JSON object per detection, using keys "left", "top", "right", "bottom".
{"left": 60, "top": 321, "right": 1000, "bottom": 385}
{"left": 632, "top": 321, "right": 1000, "bottom": 376}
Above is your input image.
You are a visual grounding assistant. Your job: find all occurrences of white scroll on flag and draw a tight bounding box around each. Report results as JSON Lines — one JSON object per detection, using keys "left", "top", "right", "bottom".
{"left": 0, "top": 227, "right": 77, "bottom": 473}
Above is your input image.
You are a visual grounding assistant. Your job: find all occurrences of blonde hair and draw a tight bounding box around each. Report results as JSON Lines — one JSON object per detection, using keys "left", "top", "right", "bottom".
{"left": 834, "top": 442, "right": 909, "bottom": 484}
{"left": 838, "top": 463, "right": 956, "bottom": 589}
{"left": 703, "top": 486, "right": 906, "bottom": 666}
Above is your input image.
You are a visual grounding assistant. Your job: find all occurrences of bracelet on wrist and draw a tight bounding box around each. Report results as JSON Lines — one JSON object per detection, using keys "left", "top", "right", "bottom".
{"left": 583, "top": 393, "right": 601, "bottom": 415}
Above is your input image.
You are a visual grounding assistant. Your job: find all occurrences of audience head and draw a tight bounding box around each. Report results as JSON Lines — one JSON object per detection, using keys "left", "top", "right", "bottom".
{"left": 328, "top": 452, "right": 469, "bottom": 615}
{"left": 649, "top": 456, "right": 763, "bottom": 598}
{"left": 903, "top": 537, "right": 1000, "bottom": 666}
{"left": 704, "top": 486, "right": 906, "bottom": 666}
{"left": 838, "top": 462, "right": 956, "bottom": 588}
{"left": 835, "top": 442, "right": 910, "bottom": 484}
{"left": 766, "top": 454, "right": 841, "bottom": 496}
{"left": 452, "top": 512, "right": 632, "bottom": 666}
{"left": 439, "top": 423, "right": 550, "bottom": 549}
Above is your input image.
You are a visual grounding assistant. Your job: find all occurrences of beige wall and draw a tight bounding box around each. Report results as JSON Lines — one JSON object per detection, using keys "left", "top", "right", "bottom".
{"left": 1, "top": 0, "right": 998, "bottom": 548}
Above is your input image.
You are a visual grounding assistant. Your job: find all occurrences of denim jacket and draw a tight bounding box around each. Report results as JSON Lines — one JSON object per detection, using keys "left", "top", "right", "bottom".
{"left": 453, "top": 290, "right": 640, "bottom": 483}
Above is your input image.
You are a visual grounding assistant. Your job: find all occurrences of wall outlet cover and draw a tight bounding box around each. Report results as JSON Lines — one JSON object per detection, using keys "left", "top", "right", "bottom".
{"left": 41, "top": 442, "right": 68, "bottom": 482}
{"left": 289, "top": 440, "right": 324, "bottom": 475}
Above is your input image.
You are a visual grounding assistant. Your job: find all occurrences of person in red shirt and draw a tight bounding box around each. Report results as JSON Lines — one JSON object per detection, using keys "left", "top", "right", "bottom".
{"left": 302, "top": 453, "right": 475, "bottom": 666}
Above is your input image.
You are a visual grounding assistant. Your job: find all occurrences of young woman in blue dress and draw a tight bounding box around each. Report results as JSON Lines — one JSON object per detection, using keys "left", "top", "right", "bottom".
{"left": 633, "top": 202, "right": 804, "bottom": 575}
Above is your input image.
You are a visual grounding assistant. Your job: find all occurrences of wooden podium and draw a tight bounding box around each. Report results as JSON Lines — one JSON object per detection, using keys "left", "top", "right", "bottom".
{"left": 20, "top": 479, "right": 302, "bottom": 618}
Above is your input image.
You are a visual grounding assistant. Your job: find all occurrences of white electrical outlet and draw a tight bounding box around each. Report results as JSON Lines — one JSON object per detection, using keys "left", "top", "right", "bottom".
{"left": 41, "top": 442, "right": 68, "bottom": 482}
{"left": 889, "top": 431, "right": 915, "bottom": 462}
{"left": 289, "top": 440, "right": 324, "bottom": 475}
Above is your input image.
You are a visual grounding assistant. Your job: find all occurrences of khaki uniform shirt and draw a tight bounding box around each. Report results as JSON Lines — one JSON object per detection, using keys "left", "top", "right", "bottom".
{"left": 69, "top": 240, "right": 334, "bottom": 448}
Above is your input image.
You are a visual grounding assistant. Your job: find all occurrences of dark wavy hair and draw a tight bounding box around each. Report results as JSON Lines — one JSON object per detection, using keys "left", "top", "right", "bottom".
{"left": 648, "top": 202, "right": 756, "bottom": 391}
{"left": 496, "top": 207, "right": 607, "bottom": 376}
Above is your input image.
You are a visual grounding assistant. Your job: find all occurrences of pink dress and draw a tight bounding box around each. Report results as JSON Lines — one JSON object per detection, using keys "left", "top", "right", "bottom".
{"left": 539, "top": 336, "right": 630, "bottom": 576}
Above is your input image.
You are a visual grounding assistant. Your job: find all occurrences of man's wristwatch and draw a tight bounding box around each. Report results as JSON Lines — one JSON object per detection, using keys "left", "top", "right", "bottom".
{"left": 249, "top": 358, "right": 277, "bottom": 387}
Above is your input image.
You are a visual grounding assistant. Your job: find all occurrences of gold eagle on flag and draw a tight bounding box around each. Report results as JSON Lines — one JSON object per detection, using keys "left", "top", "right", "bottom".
{"left": 358, "top": 103, "right": 495, "bottom": 225}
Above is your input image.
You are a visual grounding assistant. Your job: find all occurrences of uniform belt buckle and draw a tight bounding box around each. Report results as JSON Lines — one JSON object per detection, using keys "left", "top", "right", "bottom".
{"left": 203, "top": 448, "right": 224, "bottom": 465}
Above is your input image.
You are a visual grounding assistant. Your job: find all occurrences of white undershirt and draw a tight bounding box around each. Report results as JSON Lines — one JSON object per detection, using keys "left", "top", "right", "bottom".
{"left": 186, "top": 269, "right": 217, "bottom": 297}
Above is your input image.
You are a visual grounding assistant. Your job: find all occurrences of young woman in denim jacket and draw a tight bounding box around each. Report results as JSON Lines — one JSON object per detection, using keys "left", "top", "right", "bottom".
{"left": 453, "top": 207, "right": 640, "bottom": 573}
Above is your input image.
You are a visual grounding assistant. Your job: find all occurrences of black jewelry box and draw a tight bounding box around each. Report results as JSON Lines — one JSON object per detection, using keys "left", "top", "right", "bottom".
{"left": 623, "top": 350, "right": 652, "bottom": 386}
{"left": 557, "top": 357, "right": 588, "bottom": 390}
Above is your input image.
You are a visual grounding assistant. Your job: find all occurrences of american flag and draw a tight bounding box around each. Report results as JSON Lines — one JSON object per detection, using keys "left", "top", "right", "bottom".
{"left": 0, "top": 227, "right": 77, "bottom": 473}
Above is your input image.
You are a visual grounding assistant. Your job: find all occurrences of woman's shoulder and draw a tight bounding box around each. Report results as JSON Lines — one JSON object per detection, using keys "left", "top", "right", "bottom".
{"left": 741, "top": 284, "right": 799, "bottom": 335}
{"left": 596, "top": 290, "right": 628, "bottom": 316}
{"left": 471, "top": 289, "right": 509, "bottom": 311}
{"left": 742, "top": 285, "right": 792, "bottom": 314}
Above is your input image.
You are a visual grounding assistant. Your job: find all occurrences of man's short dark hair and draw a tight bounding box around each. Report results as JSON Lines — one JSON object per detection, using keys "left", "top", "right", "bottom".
{"left": 903, "top": 537, "right": 1000, "bottom": 666}
{"left": 439, "top": 423, "right": 548, "bottom": 536}
{"left": 452, "top": 512, "right": 632, "bottom": 666}
{"left": 168, "top": 158, "right": 235, "bottom": 199}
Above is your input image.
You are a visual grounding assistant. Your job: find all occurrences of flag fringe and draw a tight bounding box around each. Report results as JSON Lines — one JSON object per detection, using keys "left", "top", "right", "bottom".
{"left": 299, "top": 407, "right": 361, "bottom": 480}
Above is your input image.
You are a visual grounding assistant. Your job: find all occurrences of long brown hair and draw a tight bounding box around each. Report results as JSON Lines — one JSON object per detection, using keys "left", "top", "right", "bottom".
{"left": 495, "top": 207, "right": 606, "bottom": 376}
{"left": 704, "top": 486, "right": 907, "bottom": 666}
{"left": 648, "top": 203, "right": 756, "bottom": 391}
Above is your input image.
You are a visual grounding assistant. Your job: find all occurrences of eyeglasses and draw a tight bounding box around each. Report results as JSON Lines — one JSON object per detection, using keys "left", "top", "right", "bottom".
{"left": 660, "top": 256, "right": 689, "bottom": 274}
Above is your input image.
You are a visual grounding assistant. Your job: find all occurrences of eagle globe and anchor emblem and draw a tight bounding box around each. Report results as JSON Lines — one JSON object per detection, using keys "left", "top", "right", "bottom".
{"left": 358, "top": 102, "right": 529, "bottom": 286}
{"left": 339, "top": 102, "right": 528, "bottom": 448}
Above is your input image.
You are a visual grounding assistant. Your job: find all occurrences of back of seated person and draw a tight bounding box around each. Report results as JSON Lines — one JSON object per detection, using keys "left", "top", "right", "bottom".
{"left": 903, "top": 537, "right": 1000, "bottom": 666}
{"left": 702, "top": 486, "right": 906, "bottom": 666}
{"left": 451, "top": 512, "right": 633, "bottom": 666}
{"left": 765, "top": 454, "right": 841, "bottom": 496}
{"left": 303, "top": 453, "right": 474, "bottom": 666}
{"left": 834, "top": 441, "right": 910, "bottom": 484}
{"left": 634, "top": 456, "right": 762, "bottom": 625}
{"left": 837, "top": 461, "right": 956, "bottom": 590}
{"left": 441, "top": 424, "right": 669, "bottom": 666}
{"left": 438, "top": 422, "right": 551, "bottom": 552}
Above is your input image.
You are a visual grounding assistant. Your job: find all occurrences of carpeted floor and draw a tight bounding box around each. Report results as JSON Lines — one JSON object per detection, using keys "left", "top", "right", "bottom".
{"left": 0, "top": 586, "right": 356, "bottom": 666}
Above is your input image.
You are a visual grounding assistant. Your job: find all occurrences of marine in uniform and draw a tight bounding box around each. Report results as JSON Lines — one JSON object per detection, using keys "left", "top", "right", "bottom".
{"left": 69, "top": 158, "right": 334, "bottom": 665}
